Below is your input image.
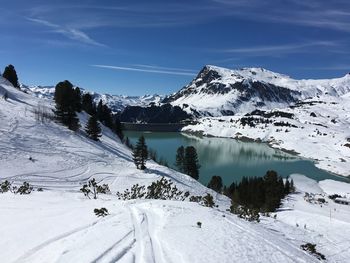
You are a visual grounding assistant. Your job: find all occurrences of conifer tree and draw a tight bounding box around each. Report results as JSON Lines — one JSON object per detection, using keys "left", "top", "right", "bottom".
{"left": 290, "top": 179, "right": 295, "bottom": 193}
{"left": 133, "top": 136, "right": 148, "bottom": 170}
{"left": 114, "top": 117, "right": 124, "bottom": 140}
{"left": 73, "top": 87, "right": 82, "bottom": 112}
{"left": 284, "top": 179, "right": 290, "bottom": 195}
{"left": 263, "top": 170, "right": 282, "bottom": 211}
{"left": 85, "top": 115, "right": 102, "bottom": 141}
{"left": 53, "top": 80, "right": 80, "bottom": 131}
{"left": 2, "top": 64, "right": 19, "bottom": 88}
{"left": 184, "top": 146, "right": 200, "bottom": 180}
{"left": 82, "top": 93, "right": 96, "bottom": 115}
{"left": 207, "top": 175, "right": 223, "bottom": 193}
{"left": 96, "top": 99, "right": 104, "bottom": 120}
{"left": 175, "top": 146, "right": 185, "bottom": 172}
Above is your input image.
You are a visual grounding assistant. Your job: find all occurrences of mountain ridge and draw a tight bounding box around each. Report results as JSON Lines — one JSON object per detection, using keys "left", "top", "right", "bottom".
{"left": 164, "top": 65, "right": 350, "bottom": 116}
{"left": 21, "top": 84, "right": 164, "bottom": 113}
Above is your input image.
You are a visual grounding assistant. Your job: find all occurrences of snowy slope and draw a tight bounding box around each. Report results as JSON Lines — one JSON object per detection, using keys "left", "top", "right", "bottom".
{"left": 21, "top": 84, "right": 163, "bottom": 113}
{"left": 0, "top": 77, "right": 341, "bottom": 262}
{"left": 165, "top": 65, "right": 350, "bottom": 116}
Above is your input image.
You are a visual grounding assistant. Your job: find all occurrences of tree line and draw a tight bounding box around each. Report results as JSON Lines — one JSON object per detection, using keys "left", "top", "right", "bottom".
{"left": 207, "top": 171, "right": 295, "bottom": 212}
{"left": 53, "top": 80, "right": 123, "bottom": 141}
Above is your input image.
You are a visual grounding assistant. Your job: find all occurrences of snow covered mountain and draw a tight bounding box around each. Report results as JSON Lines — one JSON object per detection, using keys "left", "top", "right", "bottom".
{"left": 164, "top": 65, "right": 350, "bottom": 116}
{"left": 2, "top": 76, "right": 350, "bottom": 262}
{"left": 21, "top": 84, "right": 163, "bottom": 112}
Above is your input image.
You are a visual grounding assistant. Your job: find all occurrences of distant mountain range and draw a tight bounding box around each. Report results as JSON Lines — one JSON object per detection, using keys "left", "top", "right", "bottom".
{"left": 21, "top": 65, "right": 350, "bottom": 120}
{"left": 21, "top": 84, "right": 163, "bottom": 113}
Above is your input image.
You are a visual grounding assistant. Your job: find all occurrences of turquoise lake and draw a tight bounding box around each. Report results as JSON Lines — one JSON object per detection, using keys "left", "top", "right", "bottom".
{"left": 125, "top": 131, "right": 349, "bottom": 186}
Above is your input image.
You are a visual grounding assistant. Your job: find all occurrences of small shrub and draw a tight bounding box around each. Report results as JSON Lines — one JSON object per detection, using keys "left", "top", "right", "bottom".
{"left": 15, "top": 182, "right": 33, "bottom": 195}
{"left": 116, "top": 177, "right": 189, "bottom": 201}
{"left": 189, "top": 195, "right": 202, "bottom": 203}
{"left": 0, "top": 180, "right": 11, "bottom": 193}
{"left": 146, "top": 177, "right": 186, "bottom": 200}
{"left": 230, "top": 201, "right": 260, "bottom": 222}
{"left": 96, "top": 184, "right": 110, "bottom": 194}
{"left": 80, "top": 179, "right": 109, "bottom": 199}
{"left": 201, "top": 193, "right": 215, "bottom": 208}
{"left": 116, "top": 184, "right": 146, "bottom": 200}
{"left": 94, "top": 207, "right": 109, "bottom": 217}
{"left": 328, "top": 194, "right": 342, "bottom": 200}
{"left": 300, "top": 243, "right": 326, "bottom": 260}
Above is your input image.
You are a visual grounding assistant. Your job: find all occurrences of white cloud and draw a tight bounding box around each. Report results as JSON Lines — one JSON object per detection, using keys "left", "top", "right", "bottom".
{"left": 27, "top": 17, "right": 106, "bottom": 47}
{"left": 91, "top": 64, "right": 196, "bottom": 76}
{"left": 222, "top": 41, "right": 338, "bottom": 54}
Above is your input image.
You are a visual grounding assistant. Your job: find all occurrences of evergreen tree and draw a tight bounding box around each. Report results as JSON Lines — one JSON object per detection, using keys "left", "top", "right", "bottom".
{"left": 125, "top": 137, "right": 132, "bottom": 149}
{"left": 184, "top": 146, "right": 200, "bottom": 180}
{"left": 278, "top": 177, "right": 285, "bottom": 199}
{"left": 2, "top": 64, "right": 19, "bottom": 88}
{"left": 53, "top": 80, "right": 80, "bottom": 131}
{"left": 284, "top": 179, "right": 290, "bottom": 195}
{"left": 290, "top": 179, "right": 295, "bottom": 193}
{"left": 85, "top": 115, "right": 102, "bottom": 141}
{"left": 82, "top": 93, "right": 96, "bottom": 115}
{"left": 133, "top": 136, "right": 148, "bottom": 170}
{"left": 207, "top": 175, "right": 223, "bottom": 193}
{"left": 175, "top": 146, "right": 185, "bottom": 172}
{"left": 263, "top": 170, "right": 282, "bottom": 211}
{"left": 96, "top": 99, "right": 104, "bottom": 121}
{"left": 114, "top": 117, "right": 124, "bottom": 140}
{"left": 73, "top": 87, "right": 82, "bottom": 112}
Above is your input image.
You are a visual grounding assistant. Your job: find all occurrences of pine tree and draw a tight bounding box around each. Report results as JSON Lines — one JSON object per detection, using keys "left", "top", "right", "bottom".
{"left": 53, "top": 80, "right": 80, "bottom": 131}
{"left": 175, "top": 146, "right": 185, "bottom": 172}
{"left": 184, "top": 146, "right": 200, "bottom": 180}
{"left": 114, "top": 117, "right": 124, "bottom": 140}
{"left": 207, "top": 175, "right": 223, "bottom": 193}
{"left": 290, "top": 179, "right": 295, "bottom": 193}
{"left": 85, "top": 115, "right": 102, "bottom": 141}
{"left": 96, "top": 99, "right": 103, "bottom": 121}
{"left": 73, "top": 87, "right": 82, "bottom": 112}
{"left": 133, "top": 136, "right": 148, "bottom": 170}
{"left": 263, "top": 170, "right": 282, "bottom": 211}
{"left": 284, "top": 179, "right": 290, "bottom": 195}
{"left": 2, "top": 65, "right": 19, "bottom": 88}
{"left": 82, "top": 93, "right": 96, "bottom": 115}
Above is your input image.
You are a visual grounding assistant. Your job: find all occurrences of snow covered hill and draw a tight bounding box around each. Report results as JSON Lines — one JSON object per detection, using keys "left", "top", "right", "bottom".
{"left": 164, "top": 65, "right": 350, "bottom": 116}
{"left": 21, "top": 84, "right": 163, "bottom": 113}
{"left": 2, "top": 76, "right": 349, "bottom": 262}
{"left": 183, "top": 93, "right": 350, "bottom": 177}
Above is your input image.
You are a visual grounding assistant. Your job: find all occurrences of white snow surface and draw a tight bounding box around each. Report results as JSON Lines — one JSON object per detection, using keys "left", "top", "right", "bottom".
{"left": 1, "top": 77, "right": 350, "bottom": 262}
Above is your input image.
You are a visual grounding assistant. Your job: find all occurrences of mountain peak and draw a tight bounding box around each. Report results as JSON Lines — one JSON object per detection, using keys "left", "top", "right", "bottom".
{"left": 164, "top": 64, "right": 350, "bottom": 116}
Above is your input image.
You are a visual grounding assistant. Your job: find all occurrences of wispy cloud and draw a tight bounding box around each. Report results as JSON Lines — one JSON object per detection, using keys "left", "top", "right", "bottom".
{"left": 211, "top": 0, "right": 350, "bottom": 33}
{"left": 221, "top": 41, "right": 339, "bottom": 56}
{"left": 132, "top": 64, "right": 197, "bottom": 73}
{"left": 27, "top": 17, "right": 106, "bottom": 47}
{"left": 91, "top": 64, "right": 196, "bottom": 76}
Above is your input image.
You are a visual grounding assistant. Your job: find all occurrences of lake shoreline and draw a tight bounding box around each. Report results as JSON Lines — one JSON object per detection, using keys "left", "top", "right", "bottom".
{"left": 180, "top": 129, "right": 350, "bottom": 182}
{"left": 125, "top": 130, "right": 349, "bottom": 186}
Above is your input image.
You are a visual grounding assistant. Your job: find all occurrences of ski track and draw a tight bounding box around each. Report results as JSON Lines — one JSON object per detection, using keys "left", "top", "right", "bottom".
{"left": 13, "top": 220, "right": 101, "bottom": 263}
{"left": 223, "top": 215, "right": 318, "bottom": 263}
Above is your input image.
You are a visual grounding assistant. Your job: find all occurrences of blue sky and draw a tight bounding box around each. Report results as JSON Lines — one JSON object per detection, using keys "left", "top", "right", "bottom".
{"left": 1, "top": 0, "right": 350, "bottom": 95}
